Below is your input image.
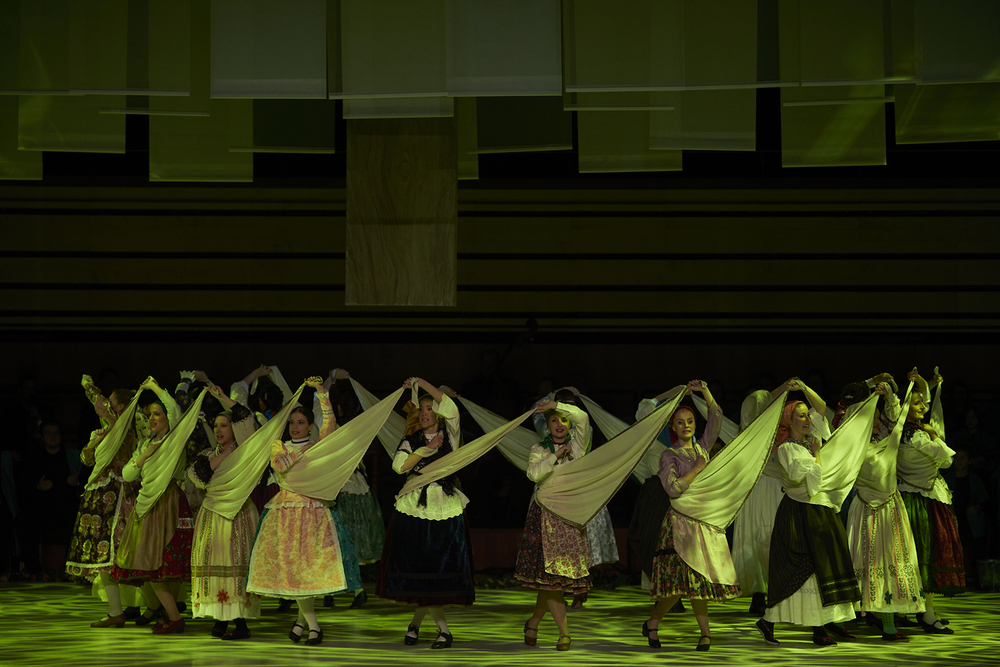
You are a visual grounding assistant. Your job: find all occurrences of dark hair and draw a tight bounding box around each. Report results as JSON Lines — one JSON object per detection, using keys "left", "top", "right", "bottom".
{"left": 110, "top": 388, "right": 133, "bottom": 406}
{"left": 838, "top": 382, "right": 869, "bottom": 407}
{"left": 553, "top": 388, "right": 577, "bottom": 404}
{"left": 289, "top": 406, "right": 314, "bottom": 425}
{"left": 259, "top": 383, "right": 284, "bottom": 413}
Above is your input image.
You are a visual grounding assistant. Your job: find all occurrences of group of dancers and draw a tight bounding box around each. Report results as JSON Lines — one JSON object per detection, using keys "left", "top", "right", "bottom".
{"left": 62, "top": 363, "right": 964, "bottom": 651}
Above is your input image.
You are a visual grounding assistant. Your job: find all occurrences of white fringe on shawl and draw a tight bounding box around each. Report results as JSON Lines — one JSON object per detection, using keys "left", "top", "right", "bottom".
{"left": 669, "top": 392, "right": 786, "bottom": 585}
{"left": 200, "top": 385, "right": 305, "bottom": 521}
{"left": 280, "top": 387, "right": 405, "bottom": 501}
{"left": 136, "top": 389, "right": 209, "bottom": 519}
{"left": 535, "top": 388, "right": 684, "bottom": 530}
{"left": 395, "top": 406, "right": 536, "bottom": 499}
{"left": 810, "top": 393, "right": 878, "bottom": 512}
{"left": 85, "top": 389, "right": 143, "bottom": 490}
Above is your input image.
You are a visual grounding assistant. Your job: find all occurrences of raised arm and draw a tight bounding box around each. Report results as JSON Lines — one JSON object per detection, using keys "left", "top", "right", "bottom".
{"left": 140, "top": 377, "right": 180, "bottom": 427}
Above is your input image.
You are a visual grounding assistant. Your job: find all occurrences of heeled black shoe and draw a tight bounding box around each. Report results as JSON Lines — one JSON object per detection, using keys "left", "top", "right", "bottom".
{"left": 811, "top": 627, "right": 837, "bottom": 646}
{"left": 288, "top": 622, "right": 304, "bottom": 643}
{"left": 755, "top": 618, "right": 779, "bottom": 646}
{"left": 404, "top": 624, "right": 419, "bottom": 645}
{"left": 221, "top": 626, "right": 251, "bottom": 640}
{"left": 524, "top": 620, "right": 538, "bottom": 646}
{"left": 641, "top": 621, "right": 661, "bottom": 648}
{"left": 323, "top": 595, "right": 334, "bottom": 608}
{"left": 135, "top": 607, "right": 164, "bottom": 627}
{"left": 824, "top": 623, "right": 855, "bottom": 639}
{"left": 882, "top": 631, "right": 910, "bottom": 642}
{"left": 304, "top": 628, "right": 324, "bottom": 646}
{"left": 696, "top": 635, "right": 711, "bottom": 651}
{"left": 917, "top": 615, "right": 954, "bottom": 635}
{"left": 211, "top": 620, "right": 229, "bottom": 638}
{"left": 431, "top": 631, "right": 453, "bottom": 649}
{"left": 350, "top": 591, "right": 367, "bottom": 609}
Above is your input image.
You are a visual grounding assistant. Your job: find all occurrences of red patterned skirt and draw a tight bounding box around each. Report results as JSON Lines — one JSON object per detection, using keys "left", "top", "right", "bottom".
{"left": 111, "top": 483, "right": 193, "bottom": 587}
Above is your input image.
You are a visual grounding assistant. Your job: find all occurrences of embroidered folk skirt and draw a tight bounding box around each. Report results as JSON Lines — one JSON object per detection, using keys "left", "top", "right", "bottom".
{"left": 190, "top": 499, "right": 262, "bottom": 620}
{"left": 847, "top": 491, "right": 925, "bottom": 614}
{"left": 514, "top": 501, "right": 592, "bottom": 595}
{"left": 111, "top": 482, "right": 193, "bottom": 586}
{"left": 376, "top": 509, "right": 475, "bottom": 606}
{"left": 651, "top": 509, "right": 741, "bottom": 601}
{"left": 65, "top": 467, "right": 140, "bottom": 579}
{"left": 900, "top": 491, "right": 965, "bottom": 594}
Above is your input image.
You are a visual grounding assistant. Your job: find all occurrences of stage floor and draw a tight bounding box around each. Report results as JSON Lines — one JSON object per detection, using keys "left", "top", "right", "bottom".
{"left": 2, "top": 582, "right": 997, "bottom": 667}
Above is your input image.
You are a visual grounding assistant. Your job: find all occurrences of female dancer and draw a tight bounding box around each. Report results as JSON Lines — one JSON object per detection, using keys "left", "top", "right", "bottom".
{"left": 515, "top": 399, "right": 591, "bottom": 651}
{"left": 188, "top": 385, "right": 261, "bottom": 639}
{"left": 897, "top": 369, "right": 964, "bottom": 633}
{"left": 846, "top": 382, "right": 924, "bottom": 640}
{"left": 644, "top": 381, "right": 731, "bottom": 651}
{"left": 376, "top": 378, "right": 474, "bottom": 650}
{"left": 245, "top": 377, "right": 362, "bottom": 646}
{"left": 67, "top": 376, "right": 143, "bottom": 627}
{"left": 111, "top": 377, "right": 192, "bottom": 635}
{"left": 755, "top": 381, "right": 860, "bottom": 647}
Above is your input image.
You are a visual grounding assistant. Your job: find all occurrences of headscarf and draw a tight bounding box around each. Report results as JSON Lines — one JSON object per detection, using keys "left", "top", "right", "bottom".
{"left": 773, "top": 400, "right": 805, "bottom": 450}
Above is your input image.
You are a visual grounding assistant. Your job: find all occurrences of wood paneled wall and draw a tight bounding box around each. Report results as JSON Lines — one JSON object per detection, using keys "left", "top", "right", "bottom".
{"left": 1, "top": 184, "right": 998, "bottom": 337}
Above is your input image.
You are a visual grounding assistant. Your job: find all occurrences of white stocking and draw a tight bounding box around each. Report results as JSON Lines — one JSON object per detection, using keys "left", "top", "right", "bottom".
{"left": 428, "top": 606, "right": 450, "bottom": 634}
{"left": 99, "top": 572, "right": 123, "bottom": 617}
{"left": 298, "top": 597, "right": 320, "bottom": 632}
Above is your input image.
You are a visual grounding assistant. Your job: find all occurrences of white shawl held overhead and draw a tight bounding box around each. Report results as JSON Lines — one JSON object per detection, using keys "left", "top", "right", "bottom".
{"left": 86, "top": 389, "right": 144, "bottom": 490}
{"left": 811, "top": 393, "right": 878, "bottom": 512}
{"left": 136, "top": 389, "right": 209, "bottom": 519}
{"left": 200, "top": 384, "right": 306, "bottom": 521}
{"left": 856, "top": 383, "right": 913, "bottom": 508}
{"left": 457, "top": 396, "right": 538, "bottom": 472}
{"left": 396, "top": 406, "right": 537, "bottom": 499}
{"left": 350, "top": 378, "right": 405, "bottom": 458}
{"left": 668, "top": 392, "right": 786, "bottom": 585}
{"left": 281, "top": 387, "right": 406, "bottom": 501}
{"left": 535, "top": 388, "right": 685, "bottom": 529}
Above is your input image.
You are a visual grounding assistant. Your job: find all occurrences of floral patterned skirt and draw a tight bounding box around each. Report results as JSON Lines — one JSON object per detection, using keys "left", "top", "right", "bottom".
{"left": 651, "top": 509, "right": 741, "bottom": 600}
{"left": 514, "top": 501, "right": 592, "bottom": 595}
{"left": 190, "top": 499, "right": 262, "bottom": 620}
{"left": 246, "top": 491, "right": 361, "bottom": 599}
{"left": 65, "top": 472, "right": 139, "bottom": 578}
{"left": 111, "top": 483, "right": 193, "bottom": 586}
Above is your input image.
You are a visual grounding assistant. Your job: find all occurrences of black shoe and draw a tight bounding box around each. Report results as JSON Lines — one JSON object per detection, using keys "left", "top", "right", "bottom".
{"left": 812, "top": 627, "right": 836, "bottom": 646}
{"left": 895, "top": 614, "right": 917, "bottom": 627}
{"left": 123, "top": 606, "right": 141, "bottom": 620}
{"left": 304, "top": 628, "right": 324, "bottom": 646}
{"left": 755, "top": 618, "right": 779, "bottom": 646}
{"left": 641, "top": 620, "right": 661, "bottom": 648}
{"left": 135, "top": 607, "right": 164, "bottom": 627}
{"left": 917, "top": 616, "right": 954, "bottom": 635}
{"left": 288, "top": 622, "right": 305, "bottom": 643}
{"left": 221, "top": 626, "right": 251, "bottom": 640}
{"left": 748, "top": 592, "right": 766, "bottom": 616}
{"left": 824, "top": 623, "right": 855, "bottom": 639}
{"left": 350, "top": 591, "right": 367, "bottom": 609}
{"left": 211, "top": 620, "right": 229, "bottom": 638}
{"left": 882, "top": 631, "right": 910, "bottom": 642}
{"left": 431, "top": 631, "right": 453, "bottom": 649}
{"left": 404, "top": 624, "right": 419, "bottom": 645}
{"left": 696, "top": 635, "right": 711, "bottom": 651}
{"left": 323, "top": 595, "right": 334, "bottom": 608}
{"left": 277, "top": 598, "right": 293, "bottom": 613}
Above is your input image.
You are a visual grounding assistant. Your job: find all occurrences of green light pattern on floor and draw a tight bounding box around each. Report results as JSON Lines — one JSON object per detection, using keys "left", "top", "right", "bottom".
{"left": 1, "top": 582, "right": 997, "bottom": 666}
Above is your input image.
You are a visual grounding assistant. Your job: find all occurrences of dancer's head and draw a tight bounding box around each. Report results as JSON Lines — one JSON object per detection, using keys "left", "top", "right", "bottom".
{"left": 214, "top": 413, "right": 234, "bottom": 447}
{"left": 145, "top": 401, "right": 169, "bottom": 437}
{"left": 906, "top": 392, "right": 927, "bottom": 422}
{"left": 774, "top": 400, "right": 808, "bottom": 447}
{"left": 545, "top": 410, "right": 571, "bottom": 442}
{"left": 740, "top": 390, "right": 771, "bottom": 433}
{"left": 670, "top": 406, "right": 697, "bottom": 446}
{"left": 287, "top": 406, "right": 313, "bottom": 440}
